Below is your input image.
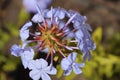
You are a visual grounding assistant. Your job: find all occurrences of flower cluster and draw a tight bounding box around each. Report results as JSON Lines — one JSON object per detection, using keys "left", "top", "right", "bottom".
{"left": 10, "top": 0, "right": 95, "bottom": 80}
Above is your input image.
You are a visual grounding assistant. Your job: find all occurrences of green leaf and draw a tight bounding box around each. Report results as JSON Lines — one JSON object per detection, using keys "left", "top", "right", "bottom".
{"left": 56, "top": 65, "right": 63, "bottom": 78}
{"left": 18, "top": 8, "right": 30, "bottom": 24}
{"left": 2, "top": 61, "right": 17, "bottom": 72}
{"left": 92, "top": 27, "right": 102, "bottom": 45}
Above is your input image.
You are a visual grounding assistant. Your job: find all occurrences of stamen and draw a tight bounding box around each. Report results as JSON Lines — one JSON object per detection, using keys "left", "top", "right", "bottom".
{"left": 57, "top": 48, "right": 66, "bottom": 58}
{"left": 62, "top": 13, "right": 77, "bottom": 30}
{"left": 50, "top": 36, "right": 65, "bottom": 47}
{"left": 65, "top": 13, "right": 77, "bottom": 26}
{"left": 38, "top": 23, "right": 45, "bottom": 31}
{"left": 29, "top": 32, "right": 38, "bottom": 37}
{"left": 34, "top": 1, "right": 46, "bottom": 25}
{"left": 70, "top": 40, "right": 78, "bottom": 43}
{"left": 65, "top": 46, "right": 73, "bottom": 50}
{"left": 51, "top": 52, "right": 53, "bottom": 65}
{"left": 50, "top": 6, "right": 53, "bottom": 23}
{"left": 71, "top": 47, "right": 79, "bottom": 50}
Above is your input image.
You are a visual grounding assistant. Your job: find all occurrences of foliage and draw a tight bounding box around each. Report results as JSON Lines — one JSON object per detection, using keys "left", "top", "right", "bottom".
{"left": 0, "top": 8, "right": 29, "bottom": 80}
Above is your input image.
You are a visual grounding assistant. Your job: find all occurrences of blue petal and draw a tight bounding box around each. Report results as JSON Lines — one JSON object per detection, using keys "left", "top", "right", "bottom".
{"left": 73, "top": 65, "right": 82, "bottom": 74}
{"left": 28, "top": 60, "right": 36, "bottom": 70}
{"left": 36, "top": 0, "right": 51, "bottom": 10}
{"left": 58, "top": 21, "right": 65, "bottom": 29}
{"left": 10, "top": 44, "right": 22, "bottom": 57}
{"left": 61, "top": 58, "right": 71, "bottom": 70}
{"left": 20, "top": 30, "right": 29, "bottom": 42}
{"left": 29, "top": 59, "right": 47, "bottom": 70}
{"left": 20, "top": 22, "right": 32, "bottom": 42}
{"left": 32, "top": 13, "right": 43, "bottom": 23}
{"left": 46, "top": 66, "right": 57, "bottom": 75}
{"left": 64, "top": 68, "right": 72, "bottom": 76}
{"left": 46, "top": 8, "right": 66, "bottom": 19}
{"left": 67, "top": 52, "right": 77, "bottom": 63}
{"left": 66, "top": 32, "right": 74, "bottom": 38}
{"left": 54, "top": 8, "right": 66, "bottom": 19}
{"left": 23, "top": 0, "right": 51, "bottom": 13}
{"left": 20, "top": 21, "right": 32, "bottom": 31}
{"left": 21, "top": 48, "right": 34, "bottom": 68}
{"left": 41, "top": 72, "right": 51, "bottom": 80}
{"left": 75, "top": 29, "right": 84, "bottom": 40}
{"left": 38, "top": 59, "right": 48, "bottom": 69}
{"left": 75, "top": 63, "right": 85, "bottom": 68}
{"left": 23, "top": 0, "right": 37, "bottom": 13}
{"left": 29, "top": 69, "right": 41, "bottom": 80}
{"left": 82, "top": 48, "right": 92, "bottom": 61}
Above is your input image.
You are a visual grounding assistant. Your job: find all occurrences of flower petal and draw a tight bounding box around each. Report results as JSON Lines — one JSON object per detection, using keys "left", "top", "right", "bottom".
{"left": 29, "top": 69, "right": 41, "bottom": 80}
{"left": 64, "top": 68, "right": 72, "bottom": 76}
{"left": 32, "top": 13, "right": 43, "bottom": 23}
{"left": 76, "top": 63, "right": 85, "bottom": 68}
{"left": 39, "top": 59, "right": 48, "bottom": 68}
{"left": 73, "top": 65, "right": 82, "bottom": 74}
{"left": 46, "top": 66, "right": 57, "bottom": 75}
{"left": 54, "top": 8, "right": 66, "bottom": 19}
{"left": 67, "top": 52, "right": 77, "bottom": 63}
{"left": 28, "top": 60, "right": 36, "bottom": 70}
{"left": 41, "top": 72, "right": 51, "bottom": 80}
{"left": 21, "top": 48, "right": 34, "bottom": 69}
{"left": 20, "top": 21, "right": 32, "bottom": 42}
{"left": 20, "top": 21, "right": 32, "bottom": 31}
{"left": 61, "top": 58, "right": 71, "bottom": 70}
{"left": 75, "top": 29, "right": 84, "bottom": 40}
{"left": 23, "top": 0, "right": 51, "bottom": 13}
{"left": 10, "top": 44, "right": 22, "bottom": 57}
{"left": 28, "top": 59, "right": 48, "bottom": 69}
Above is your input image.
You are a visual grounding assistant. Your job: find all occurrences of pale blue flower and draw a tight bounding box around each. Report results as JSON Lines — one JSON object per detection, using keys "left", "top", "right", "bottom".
{"left": 61, "top": 52, "right": 84, "bottom": 76}
{"left": 20, "top": 48, "right": 34, "bottom": 69}
{"left": 10, "top": 44, "right": 22, "bottom": 57}
{"left": 10, "top": 43, "right": 34, "bottom": 69}
{"left": 23, "top": 0, "right": 51, "bottom": 13}
{"left": 65, "top": 10, "right": 96, "bottom": 61}
{"left": 20, "top": 21, "right": 32, "bottom": 42}
{"left": 10, "top": 2, "right": 96, "bottom": 79}
{"left": 29, "top": 59, "right": 57, "bottom": 80}
{"left": 75, "top": 28, "right": 96, "bottom": 61}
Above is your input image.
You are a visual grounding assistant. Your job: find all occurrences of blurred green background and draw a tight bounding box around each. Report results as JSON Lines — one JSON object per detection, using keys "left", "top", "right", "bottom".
{"left": 0, "top": 0, "right": 120, "bottom": 80}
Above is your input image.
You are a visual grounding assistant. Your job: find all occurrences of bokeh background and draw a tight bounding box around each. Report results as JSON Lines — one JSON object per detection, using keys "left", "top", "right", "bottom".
{"left": 0, "top": 0, "right": 120, "bottom": 80}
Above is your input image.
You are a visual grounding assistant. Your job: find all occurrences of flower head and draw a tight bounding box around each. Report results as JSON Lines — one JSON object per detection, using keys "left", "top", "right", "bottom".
{"left": 10, "top": 1, "right": 96, "bottom": 79}
{"left": 61, "top": 52, "right": 84, "bottom": 76}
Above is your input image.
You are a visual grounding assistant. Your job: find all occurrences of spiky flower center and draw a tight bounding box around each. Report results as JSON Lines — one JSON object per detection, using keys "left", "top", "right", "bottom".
{"left": 34, "top": 21, "right": 70, "bottom": 57}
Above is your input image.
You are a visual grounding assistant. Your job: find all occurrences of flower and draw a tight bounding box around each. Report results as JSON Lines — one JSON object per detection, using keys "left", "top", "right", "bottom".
{"left": 10, "top": 1, "right": 96, "bottom": 79}
{"left": 61, "top": 52, "right": 84, "bottom": 76}
{"left": 29, "top": 58, "right": 57, "bottom": 80}
{"left": 20, "top": 48, "right": 34, "bottom": 69}
{"left": 10, "top": 44, "right": 22, "bottom": 57}
{"left": 23, "top": 0, "right": 51, "bottom": 13}
{"left": 20, "top": 21, "right": 32, "bottom": 42}
{"left": 10, "top": 44, "right": 34, "bottom": 69}
{"left": 65, "top": 10, "right": 96, "bottom": 61}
